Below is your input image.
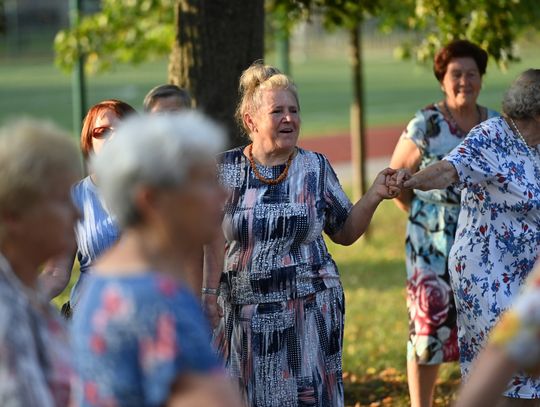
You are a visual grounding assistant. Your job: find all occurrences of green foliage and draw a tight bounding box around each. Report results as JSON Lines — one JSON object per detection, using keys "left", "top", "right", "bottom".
{"left": 269, "top": 0, "right": 539, "bottom": 67}
{"left": 55, "top": 0, "right": 176, "bottom": 73}
{"left": 267, "top": 0, "right": 380, "bottom": 31}
{"left": 393, "top": 0, "right": 540, "bottom": 67}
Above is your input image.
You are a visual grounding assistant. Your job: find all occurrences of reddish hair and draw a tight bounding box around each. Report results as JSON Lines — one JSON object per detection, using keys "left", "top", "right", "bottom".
{"left": 433, "top": 40, "right": 488, "bottom": 82}
{"left": 80, "top": 99, "right": 136, "bottom": 159}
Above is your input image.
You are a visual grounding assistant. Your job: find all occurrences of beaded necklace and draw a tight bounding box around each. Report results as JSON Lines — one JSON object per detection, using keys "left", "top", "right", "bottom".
{"left": 248, "top": 144, "right": 295, "bottom": 186}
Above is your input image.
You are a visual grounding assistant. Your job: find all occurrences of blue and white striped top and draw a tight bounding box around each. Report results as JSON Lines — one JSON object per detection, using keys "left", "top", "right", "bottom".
{"left": 70, "top": 176, "right": 120, "bottom": 309}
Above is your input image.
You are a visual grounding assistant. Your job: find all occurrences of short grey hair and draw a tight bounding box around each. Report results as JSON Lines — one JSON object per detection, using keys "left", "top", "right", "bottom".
{"left": 0, "top": 119, "right": 81, "bottom": 238}
{"left": 92, "top": 111, "right": 225, "bottom": 228}
{"left": 502, "top": 69, "right": 540, "bottom": 120}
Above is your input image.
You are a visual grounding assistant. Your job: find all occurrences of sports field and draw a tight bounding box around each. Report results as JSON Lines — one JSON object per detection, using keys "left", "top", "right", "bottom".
{"left": 2, "top": 46, "right": 539, "bottom": 138}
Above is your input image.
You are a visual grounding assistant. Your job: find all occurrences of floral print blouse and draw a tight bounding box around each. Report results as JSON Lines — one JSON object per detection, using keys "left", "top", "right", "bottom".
{"left": 444, "top": 116, "right": 540, "bottom": 397}
{"left": 0, "top": 253, "right": 72, "bottom": 407}
{"left": 71, "top": 272, "right": 221, "bottom": 406}
{"left": 217, "top": 147, "right": 353, "bottom": 305}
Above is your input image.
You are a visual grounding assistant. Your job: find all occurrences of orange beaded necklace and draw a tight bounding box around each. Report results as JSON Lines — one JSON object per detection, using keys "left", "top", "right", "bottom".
{"left": 247, "top": 144, "right": 295, "bottom": 186}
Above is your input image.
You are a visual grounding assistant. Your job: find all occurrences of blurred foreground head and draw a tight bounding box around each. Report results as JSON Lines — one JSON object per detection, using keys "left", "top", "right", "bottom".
{"left": 92, "top": 111, "right": 226, "bottom": 246}
{"left": 0, "top": 119, "right": 81, "bottom": 274}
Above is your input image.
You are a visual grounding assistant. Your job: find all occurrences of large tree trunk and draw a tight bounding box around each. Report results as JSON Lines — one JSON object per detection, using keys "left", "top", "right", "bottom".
{"left": 169, "top": 0, "right": 265, "bottom": 147}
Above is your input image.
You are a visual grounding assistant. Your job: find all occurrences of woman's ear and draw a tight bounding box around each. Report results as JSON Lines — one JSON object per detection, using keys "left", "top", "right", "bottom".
{"left": 243, "top": 112, "right": 257, "bottom": 134}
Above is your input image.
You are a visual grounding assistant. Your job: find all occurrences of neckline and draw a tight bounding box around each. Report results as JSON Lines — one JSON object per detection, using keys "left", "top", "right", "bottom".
{"left": 240, "top": 145, "right": 299, "bottom": 169}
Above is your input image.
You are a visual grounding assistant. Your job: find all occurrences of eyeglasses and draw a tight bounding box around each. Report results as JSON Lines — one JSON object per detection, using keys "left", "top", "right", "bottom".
{"left": 92, "top": 126, "right": 114, "bottom": 139}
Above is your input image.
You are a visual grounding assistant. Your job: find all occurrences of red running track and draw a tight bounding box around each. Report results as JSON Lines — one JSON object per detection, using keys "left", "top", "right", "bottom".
{"left": 298, "top": 125, "right": 403, "bottom": 165}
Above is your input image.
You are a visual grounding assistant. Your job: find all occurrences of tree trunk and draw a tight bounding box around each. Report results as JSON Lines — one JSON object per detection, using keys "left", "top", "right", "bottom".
{"left": 349, "top": 24, "right": 367, "bottom": 202}
{"left": 169, "top": 0, "right": 265, "bottom": 147}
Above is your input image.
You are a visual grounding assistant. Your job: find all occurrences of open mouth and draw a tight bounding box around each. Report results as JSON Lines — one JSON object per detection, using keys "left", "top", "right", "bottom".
{"left": 279, "top": 129, "right": 294, "bottom": 134}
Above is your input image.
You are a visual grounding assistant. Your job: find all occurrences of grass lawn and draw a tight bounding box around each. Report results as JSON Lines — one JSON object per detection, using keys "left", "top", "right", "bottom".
{"left": 51, "top": 199, "right": 460, "bottom": 406}
{"left": 1, "top": 46, "right": 539, "bottom": 138}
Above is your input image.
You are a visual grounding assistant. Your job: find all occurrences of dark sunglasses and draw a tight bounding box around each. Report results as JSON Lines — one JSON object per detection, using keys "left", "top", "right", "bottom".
{"left": 92, "top": 126, "right": 114, "bottom": 139}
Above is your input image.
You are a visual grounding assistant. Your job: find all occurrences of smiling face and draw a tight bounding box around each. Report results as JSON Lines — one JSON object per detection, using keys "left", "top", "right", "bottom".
{"left": 245, "top": 88, "right": 300, "bottom": 155}
{"left": 441, "top": 57, "right": 483, "bottom": 108}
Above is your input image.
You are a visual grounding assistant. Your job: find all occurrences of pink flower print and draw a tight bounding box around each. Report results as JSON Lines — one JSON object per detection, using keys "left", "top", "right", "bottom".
{"left": 157, "top": 276, "right": 179, "bottom": 297}
{"left": 140, "top": 313, "right": 178, "bottom": 372}
{"left": 90, "top": 334, "right": 107, "bottom": 354}
{"left": 407, "top": 268, "right": 451, "bottom": 335}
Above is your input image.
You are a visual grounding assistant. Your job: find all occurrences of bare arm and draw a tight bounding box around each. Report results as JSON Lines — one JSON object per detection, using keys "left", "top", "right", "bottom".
{"left": 330, "top": 168, "right": 399, "bottom": 246}
{"left": 389, "top": 138, "right": 421, "bottom": 212}
{"left": 454, "top": 346, "right": 517, "bottom": 407}
{"left": 39, "top": 250, "right": 76, "bottom": 300}
{"left": 202, "top": 234, "right": 225, "bottom": 328}
{"left": 403, "top": 160, "right": 458, "bottom": 191}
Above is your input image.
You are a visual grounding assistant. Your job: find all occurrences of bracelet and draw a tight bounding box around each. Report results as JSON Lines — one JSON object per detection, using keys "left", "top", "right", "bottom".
{"left": 202, "top": 287, "right": 219, "bottom": 296}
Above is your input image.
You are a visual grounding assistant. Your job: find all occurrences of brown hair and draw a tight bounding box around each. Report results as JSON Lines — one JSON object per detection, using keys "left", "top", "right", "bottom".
{"left": 143, "top": 84, "right": 192, "bottom": 112}
{"left": 235, "top": 61, "right": 299, "bottom": 136}
{"left": 80, "top": 99, "right": 136, "bottom": 159}
{"left": 433, "top": 40, "right": 488, "bottom": 82}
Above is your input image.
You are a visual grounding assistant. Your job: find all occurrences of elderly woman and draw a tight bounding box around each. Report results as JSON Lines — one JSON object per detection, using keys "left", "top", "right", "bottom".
{"left": 143, "top": 84, "right": 192, "bottom": 113}
{"left": 71, "top": 113, "right": 240, "bottom": 406}
{"left": 0, "top": 119, "right": 81, "bottom": 405}
{"left": 40, "top": 99, "right": 135, "bottom": 315}
{"left": 393, "top": 69, "right": 540, "bottom": 404}
{"left": 203, "top": 62, "right": 398, "bottom": 407}
{"left": 389, "top": 39, "right": 498, "bottom": 407}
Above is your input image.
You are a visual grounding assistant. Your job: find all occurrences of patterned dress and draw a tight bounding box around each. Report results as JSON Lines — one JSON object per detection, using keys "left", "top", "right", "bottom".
{"left": 0, "top": 253, "right": 72, "bottom": 407}
{"left": 401, "top": 105, "right": 498, "bottom": 364}
{"left": 444, "top": 116, "right": 540, "bottom": 398}
{"left": 71, "top": 272, "right": 221, "bottom": 406}
{"left": 70, "top": 176, "right": 120, "bottom": 312}
{"left": 216, "top": 147, "right": 353, "bottom": 407}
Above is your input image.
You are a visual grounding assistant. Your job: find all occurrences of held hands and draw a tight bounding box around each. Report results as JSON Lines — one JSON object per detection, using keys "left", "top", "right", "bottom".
{"left": 386, "top": 168, "right": 415, "bottom": 190}
{"left": 368, "top": 168, "right": 403, "bottom": 201}
{"left": 368, "top": 167, "right": 416, "bottom": 202}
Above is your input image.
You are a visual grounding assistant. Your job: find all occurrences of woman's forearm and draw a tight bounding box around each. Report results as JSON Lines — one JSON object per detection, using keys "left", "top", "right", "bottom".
{"left": 203, "top": 235, "right": 225, "bottom": 291}
{"left": 331, "top": 190, "right": 381, "bottom": 246}
{"left": 393, "top": 188, "right": 414, "bottom": 213}
{"left": 39, "top": 252, "right": 76, "bottom": 300}
{"left": 404, "top": 161, "right": 458, "bottom": 191}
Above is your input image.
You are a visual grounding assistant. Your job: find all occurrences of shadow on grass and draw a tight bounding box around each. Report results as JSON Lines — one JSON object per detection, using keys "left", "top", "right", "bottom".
{"left": 344, "top": 367, "right": 460, "bottom": 406}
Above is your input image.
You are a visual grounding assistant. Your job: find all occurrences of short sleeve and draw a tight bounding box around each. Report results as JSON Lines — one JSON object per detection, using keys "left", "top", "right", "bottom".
{"left": 443, "top": 125, "right": 499, "bottom": 189}
{"left": 323, "top": 157, "right": 353, "bottom": 236}
{"left": 401, "top": 110, "right": 429, "bottom": 153}
{"left": 138, "top": 285, "right": 220, "bottom": 405}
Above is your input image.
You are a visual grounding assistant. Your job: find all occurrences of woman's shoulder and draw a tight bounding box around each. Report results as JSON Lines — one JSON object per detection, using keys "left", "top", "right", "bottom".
{"left": 71, "top": 176, "right": 95, "bottom": 204}
{"left": 75, "top": 272, "right": 198, "bottom": 320}
{"left": 485, "top": 107, "right": 500, "bottom": 119}
{"left": 216, "top": 146, "right": 246, "bottom": 165}
{"left": 295, "top": 147, "right": 332, "bottom": 171}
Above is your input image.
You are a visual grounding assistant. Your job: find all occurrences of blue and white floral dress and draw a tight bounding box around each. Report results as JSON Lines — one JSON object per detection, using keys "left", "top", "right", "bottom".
{"left": 401, "top": 104, "right": 498, "bottom": 365}
{"left": 444, "top": 116, "right": 540, "bottom": 398}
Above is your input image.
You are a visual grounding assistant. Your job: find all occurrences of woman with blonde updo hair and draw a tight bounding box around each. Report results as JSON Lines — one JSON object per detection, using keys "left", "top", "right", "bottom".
{"left": 203, "top": 61, "right": 401, "bottom": 406}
